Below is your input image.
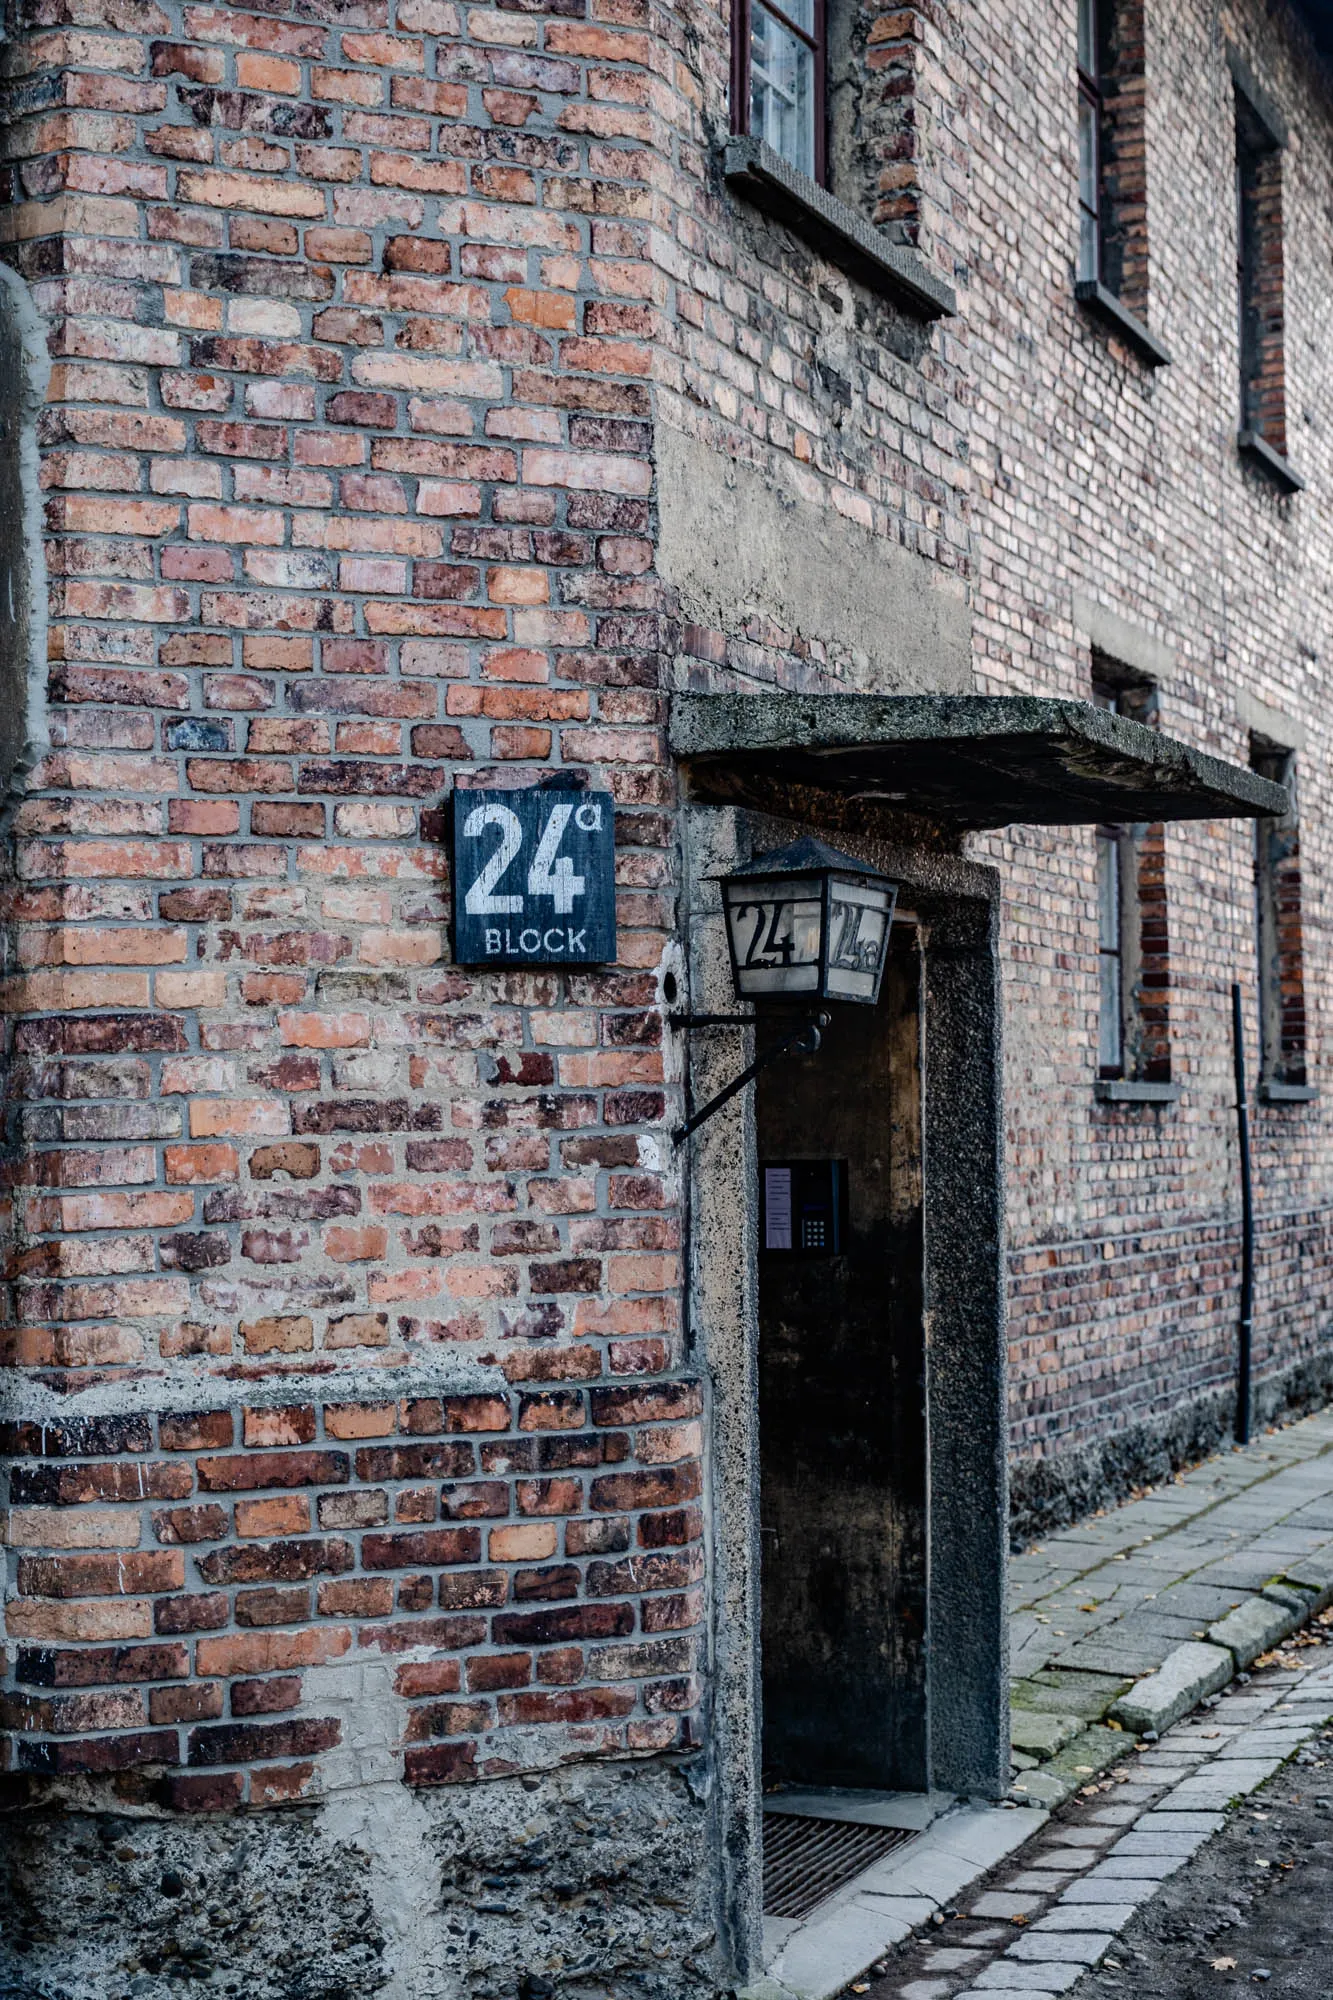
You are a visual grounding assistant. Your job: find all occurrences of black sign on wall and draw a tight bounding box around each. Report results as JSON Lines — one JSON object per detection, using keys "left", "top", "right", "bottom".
{"left": 451, "top": 787, "right": 617, "bottom": 967}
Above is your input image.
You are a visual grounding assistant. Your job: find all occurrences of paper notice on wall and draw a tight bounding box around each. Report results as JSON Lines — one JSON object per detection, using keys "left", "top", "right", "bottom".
{"left": 764, "top": 1168, "right": 792, "bottom": 1251}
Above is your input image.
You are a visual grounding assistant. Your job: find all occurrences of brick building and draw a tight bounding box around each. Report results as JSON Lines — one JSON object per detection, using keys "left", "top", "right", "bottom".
{"left": 0, "top": 0, "right": 1330, "bottom": 1991}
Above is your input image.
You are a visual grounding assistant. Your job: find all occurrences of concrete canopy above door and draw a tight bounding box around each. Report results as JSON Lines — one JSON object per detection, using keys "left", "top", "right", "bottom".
{"left": 670, "top": 694, "right": 1288, "bottom": 828}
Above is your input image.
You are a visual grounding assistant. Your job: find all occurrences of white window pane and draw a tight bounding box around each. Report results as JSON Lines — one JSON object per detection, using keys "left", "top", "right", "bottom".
{"left": 1077, "top": 97, "right": 1099, "bottom": 279}
{"left": 1099, "top": 950, "right": 1123, "bottom": 1071}
{"left": 1078, "top": 0, "right": 1097, "bottom": 76}
{"left": 1078, "top": 209, "right": 1099, "bottom": 281}
{"left": 1096, "top": 831, "right": 1119, "bottom": 950}
{"left": 1078, "top": 99, "right": 1098, "bottom": 209}
{"left": 751, "top": 3, "right": 816, "bottom": 180}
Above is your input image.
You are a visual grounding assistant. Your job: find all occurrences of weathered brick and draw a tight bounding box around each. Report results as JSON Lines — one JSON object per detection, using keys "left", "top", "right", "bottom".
{"left": 360, "top": 1527, "right": 481, "bottom": 1570}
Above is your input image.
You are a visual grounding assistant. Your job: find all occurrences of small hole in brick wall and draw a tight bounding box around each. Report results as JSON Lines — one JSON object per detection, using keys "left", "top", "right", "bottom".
{"left": 662, "top": 971, "right": 678, "bottom": 1004}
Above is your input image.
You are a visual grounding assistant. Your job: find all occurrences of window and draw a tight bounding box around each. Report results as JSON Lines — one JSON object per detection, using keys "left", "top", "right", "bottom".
{"left": 1251, "top": 741, "right": 1307, "bottom": 1092}
{"left": 731, "top": 0, "right": 826, "bottom": 185}
{"left": 1234, "top": 85, "right": 1289, "bottom": 465}
{"left": 1095, "top": 823, "right": 1123, "bottom": 1074}
{"left": 1077, "top": 0, "right": 1103, "bottom": 283}
{"left": 1073, "top": 0, "right": 1164, "bottom": 360}
{"left": 1092, "top": 676, "right": 1171, "bottom": 1087}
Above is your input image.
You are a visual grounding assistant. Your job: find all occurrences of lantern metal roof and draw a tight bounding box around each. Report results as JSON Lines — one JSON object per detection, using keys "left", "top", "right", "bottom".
{"left": 727, "top": 833, "right": 891, "bottom": 879}
{"left": 670, "top": 694, "right": 1288, "bottom": 830}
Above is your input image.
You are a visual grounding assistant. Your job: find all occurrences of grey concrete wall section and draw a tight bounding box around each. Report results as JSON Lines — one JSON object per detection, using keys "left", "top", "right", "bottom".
{"left": 655, "top": 427, "right": 972, "bottom": 696}
{"left": 0, "top": 263, "right": 49, "bottom": 814}
{"left": 682, "top": 802, "right": 766, "bottom": 1986}
{"left": 0, "top": 1761, "right": 717, "bottom": 2000}
{"left": 918, "top": 866, "right": 1011, "bottom": 1800}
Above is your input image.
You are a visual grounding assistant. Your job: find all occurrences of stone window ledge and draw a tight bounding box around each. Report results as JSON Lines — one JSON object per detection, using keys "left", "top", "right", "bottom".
{"left": 1238, "top": 430, "right": 1305, "bottom": 493}
{"left": 722, "top": 137, "right": 956, "bottom": 321}
{"left": 1074, "top": 279, "right": 1172, "bottom": 368}
{"left": 1095, "top": 1078, "right": 1182, "bottom": 1105}
{"left": 1259, "top": 1080, "right": 1318, "bottom": 1104}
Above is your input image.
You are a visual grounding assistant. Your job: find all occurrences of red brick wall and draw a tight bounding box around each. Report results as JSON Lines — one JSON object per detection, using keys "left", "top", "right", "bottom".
{"left": 0, "top": 0, "right": 708, "bottom": 1803}
{"left": 2, "top": 1382, "right": 702, "bottom": 1797}
{"left": 4, "top": 0, "right": 1333, "bottom": 1824}
{"left": 967, "top": 0, "right": 1333, "bottom": 1464}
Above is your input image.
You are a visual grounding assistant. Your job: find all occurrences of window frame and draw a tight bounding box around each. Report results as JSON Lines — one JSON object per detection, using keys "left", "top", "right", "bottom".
{"left": 1077, "top": 0, "right": 1103, "bottom": 284}
{"left": 1092, "top": 674, "right": 1169, "bottom": 1088}
{"left": 1251, "top": 741, "right": 1307, "bottom": 1091}
{"left": 1230, "top": 72, "right": 1299, "bottom": 484}
{"left": 1095, "top": 822, "right": 1125, "bottom": 1078}
{"left": 1235, "top": 102, "right": 1265, "bottom": 436}
{"left": 731, "top": 0, "right": 828, "bottom": 191}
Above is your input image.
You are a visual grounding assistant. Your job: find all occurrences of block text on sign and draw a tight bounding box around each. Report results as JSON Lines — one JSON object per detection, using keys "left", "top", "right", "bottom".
{"left": 451, "top": 788, "right": 617, "bottom": 966}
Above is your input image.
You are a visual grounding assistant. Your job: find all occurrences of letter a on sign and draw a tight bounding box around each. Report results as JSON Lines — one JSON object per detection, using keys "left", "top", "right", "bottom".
{"left": 452, "top": 787, "right": 617, "bottom": 967}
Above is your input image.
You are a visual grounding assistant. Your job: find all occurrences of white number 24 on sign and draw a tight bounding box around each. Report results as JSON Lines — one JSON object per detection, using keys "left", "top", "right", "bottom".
{"left": 462, "top": 798, "right": 602, "bottom": 918}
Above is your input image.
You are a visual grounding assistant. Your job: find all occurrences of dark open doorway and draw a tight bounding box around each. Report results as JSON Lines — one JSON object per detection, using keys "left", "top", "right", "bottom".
{"left": 756, "top": 926, "right": 928, "bottom": 1793}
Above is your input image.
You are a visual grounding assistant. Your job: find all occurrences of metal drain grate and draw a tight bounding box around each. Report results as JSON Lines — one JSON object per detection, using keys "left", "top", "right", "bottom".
{"left": 762, "top": 1814, "right": 917, "bottom": 1920}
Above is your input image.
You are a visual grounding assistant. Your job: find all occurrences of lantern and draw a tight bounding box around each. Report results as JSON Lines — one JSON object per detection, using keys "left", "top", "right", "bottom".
{"left": 721, "top": 836, "right": 898, "bottom": 1007}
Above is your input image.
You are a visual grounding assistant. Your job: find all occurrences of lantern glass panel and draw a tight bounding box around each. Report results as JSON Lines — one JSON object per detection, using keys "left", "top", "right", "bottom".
{"left": 825, "top": 876, "right": 892, "bottom": 1001}
{"left": 724, "top": 877, "right": 823, "bottom": 998}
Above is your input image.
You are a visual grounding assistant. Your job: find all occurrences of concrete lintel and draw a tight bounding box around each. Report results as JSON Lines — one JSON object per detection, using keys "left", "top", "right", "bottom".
{"left": 1094, "top": 1080, "right": 1181, "bottom": 1105}
{"left": 1238, "top": 429, "right": 1304, "bottom": 492}
{"left": 1227, "top": 45, "right": 1288, "bottom": 149}
{"left": 1073, "top": 283, "right": 1172, "bottom": 368}
{"left": 1072, "top": 592, "right": 1176, "bottom": 686}
{"left": 1236, "top": 689, "right": 1307, "bottom": 751}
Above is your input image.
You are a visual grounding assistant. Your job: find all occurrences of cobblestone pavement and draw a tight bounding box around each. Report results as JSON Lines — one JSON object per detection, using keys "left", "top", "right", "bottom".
{"left": 1007, "top": 1409, "right": 1333, "bottom": 1811}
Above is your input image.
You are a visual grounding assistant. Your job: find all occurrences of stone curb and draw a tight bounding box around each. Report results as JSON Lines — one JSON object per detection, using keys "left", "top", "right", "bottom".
{"left": 1204, "top": 1593, "right": 1301, "bottom": 1668}
{"left": 1108, "top": 1639, "right": 1234, "bottom": 1735}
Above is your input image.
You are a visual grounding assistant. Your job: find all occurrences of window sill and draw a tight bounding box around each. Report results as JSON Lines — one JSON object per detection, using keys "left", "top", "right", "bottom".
{"left": 722, "top": 136, "right": 957, "bottom": 321}
{"left": 1259, "top": 1080, "right": 1318, "bottom": 1105}
{"left": 1238, "top": 430, "right": 1304, "bottom": 493}
{"left": 1095, "top": 1079, "right": 1181, "bottom": 1105}
{"left": 1074, "top": 280, "right": 1172, "bottom": 368}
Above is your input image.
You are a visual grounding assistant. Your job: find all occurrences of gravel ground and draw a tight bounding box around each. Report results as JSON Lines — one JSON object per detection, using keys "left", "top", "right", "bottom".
{"left": 1069, "top": 1720, "right": 1333, "bottom": 2000}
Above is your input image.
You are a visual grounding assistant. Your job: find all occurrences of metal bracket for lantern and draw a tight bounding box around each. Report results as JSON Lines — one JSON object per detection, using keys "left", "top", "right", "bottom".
{"left": 673, "top": 836, "right": 899, "bottom": 1145}
{"left": 671, "top": 1010, "right": 829, "bottom": 1146}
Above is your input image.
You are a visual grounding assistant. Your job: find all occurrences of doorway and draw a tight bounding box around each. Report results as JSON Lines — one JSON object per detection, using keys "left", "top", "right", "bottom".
{"left": 755, "top": 926, "right": 928, "bottom": 1793}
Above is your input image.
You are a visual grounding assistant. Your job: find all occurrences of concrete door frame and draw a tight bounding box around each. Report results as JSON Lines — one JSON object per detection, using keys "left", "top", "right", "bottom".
{"left": 679, "top": 805, "right": 1009, "bottom": 1983}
